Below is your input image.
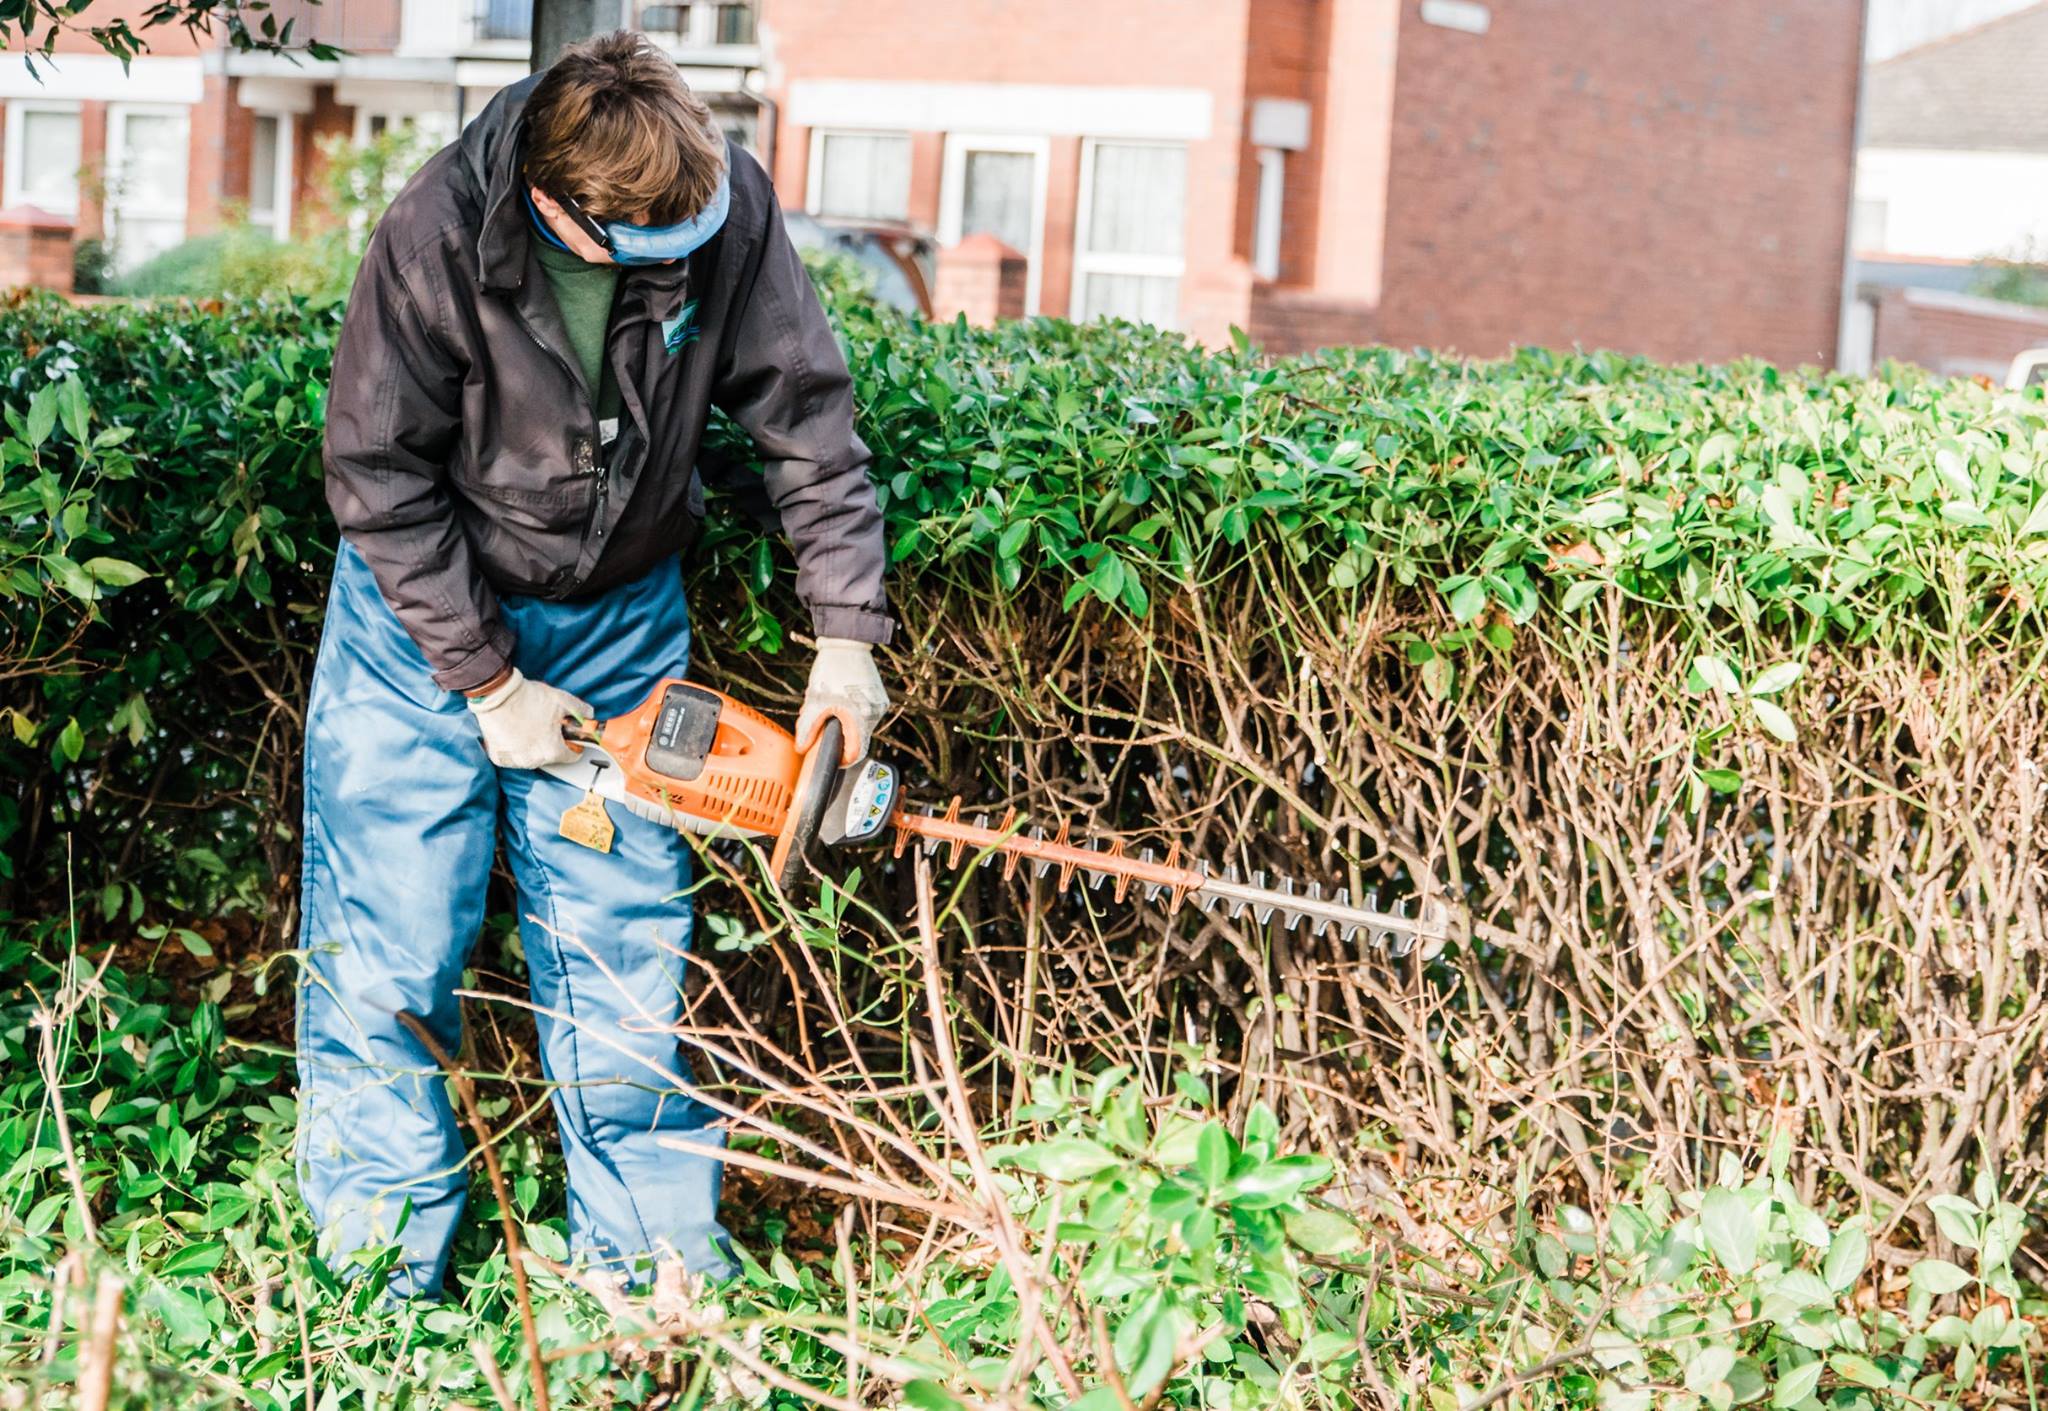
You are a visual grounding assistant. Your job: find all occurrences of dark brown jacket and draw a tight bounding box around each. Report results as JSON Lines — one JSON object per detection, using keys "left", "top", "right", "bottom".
{"left": 322, "top": 75, "right": 891, "bottom": 692}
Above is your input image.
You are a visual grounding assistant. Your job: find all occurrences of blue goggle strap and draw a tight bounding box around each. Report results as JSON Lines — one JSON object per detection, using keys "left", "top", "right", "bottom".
{"left": 604, "top": 166, "right": 732, "bottom": 264}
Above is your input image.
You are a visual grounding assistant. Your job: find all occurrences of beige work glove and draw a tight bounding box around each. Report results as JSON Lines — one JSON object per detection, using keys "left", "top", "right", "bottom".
{"left": 795, "top": 637, "right": 889, "bottom": 766}
{"left": 465, "top": 668, "right": 591, "bottom": 769}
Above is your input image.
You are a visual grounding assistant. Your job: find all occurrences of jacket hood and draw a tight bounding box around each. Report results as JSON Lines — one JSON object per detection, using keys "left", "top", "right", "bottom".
{"left": 460, "top": 74, "right": 544, "bottom": 292}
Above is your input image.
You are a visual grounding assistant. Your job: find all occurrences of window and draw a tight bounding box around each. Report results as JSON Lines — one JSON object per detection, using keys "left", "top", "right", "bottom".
{"left": 248, "top": 113, "right": 295, "bottom": 239}
{"left": 3, "top": 102, "right": 83, "bottom": 215}
{"left": 354, "top": 109, "right": 455, "bottom": 149}
{"left": 961, "top": 151, "right": 1034, "bottom": 251}
{"left": 1073, "top": 140, "right": 1186, "bottom": 328}
{"left": 475, "top": 0, "right": 533, "bottom": 42}
{"left": 715, "top": 109, "right": 759, "bottom": 153}
{"left": 1253, "top": 148, "right": 1285, "bottom": 282}
{"left": 715, "top": 3, "right": 755, "bottom": 44}
{"left": 809, "top": 131, "right": 912, "bottom": 222}
{"left": 939, "top": 134, "right": 1048, "bottom": 311}
{"left": 639, "top": 3, "right": 694, "bottom": 39}
{"left": 106, "top": 104, "right": 191, "bottom": 271}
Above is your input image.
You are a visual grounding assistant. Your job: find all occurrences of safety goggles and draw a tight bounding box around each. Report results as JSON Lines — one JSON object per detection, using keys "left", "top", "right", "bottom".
{"left": 550, "top": 166, "right": 732, "bottom": 266}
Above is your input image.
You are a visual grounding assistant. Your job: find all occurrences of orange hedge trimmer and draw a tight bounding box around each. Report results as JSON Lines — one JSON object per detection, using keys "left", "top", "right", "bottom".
{"left": 548, "top": 679, "right": 1449, "bottom": 955}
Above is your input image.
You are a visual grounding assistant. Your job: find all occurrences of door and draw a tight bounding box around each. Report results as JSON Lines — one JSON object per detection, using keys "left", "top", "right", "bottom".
{"left": 940, "top": 135, "right": 1049, "bottom": 314}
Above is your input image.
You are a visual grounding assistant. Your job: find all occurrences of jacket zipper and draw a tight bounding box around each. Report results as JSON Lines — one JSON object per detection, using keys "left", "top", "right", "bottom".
{"left": 509, "top": 302, "right": 609, "bottom": 578}
{"left": 576, "top": 269, "right": 677, "bottom": 562}
{"left": 588, "top": 463, "right": 610, "bottom": 545}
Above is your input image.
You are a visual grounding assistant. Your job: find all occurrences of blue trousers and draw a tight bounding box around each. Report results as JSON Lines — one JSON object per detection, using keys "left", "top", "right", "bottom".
{"left": 295, "top": 543, "right": 733, "bottom": 1297}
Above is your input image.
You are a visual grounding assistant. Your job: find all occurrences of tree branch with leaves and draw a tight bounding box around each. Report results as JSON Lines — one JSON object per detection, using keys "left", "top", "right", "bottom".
{"left": 4, "top": 0, "right": 340, "bottom": 70}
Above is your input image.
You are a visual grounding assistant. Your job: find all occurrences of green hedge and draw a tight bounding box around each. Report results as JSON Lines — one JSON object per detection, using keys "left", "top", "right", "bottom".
{"left": 5, "top": 286, "right": 2048, "bottom": 1221}
{"left": 4, "top": 285, "right": 2042, "bottom": 901}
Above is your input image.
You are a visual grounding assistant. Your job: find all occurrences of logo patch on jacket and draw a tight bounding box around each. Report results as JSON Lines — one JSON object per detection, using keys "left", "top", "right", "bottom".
{"left": 662, "top": 300, "right": 702, "bottom": 356}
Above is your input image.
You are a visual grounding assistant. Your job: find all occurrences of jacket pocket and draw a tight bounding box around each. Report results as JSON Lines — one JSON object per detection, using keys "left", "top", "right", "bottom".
{"left": 452, "top": 459, "right": 595, "bottom": 536}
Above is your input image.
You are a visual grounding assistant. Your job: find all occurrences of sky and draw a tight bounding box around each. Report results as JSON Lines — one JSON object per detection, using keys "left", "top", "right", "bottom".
{"left": 1865, "top": 0, "right": 2041, "bottom": 60}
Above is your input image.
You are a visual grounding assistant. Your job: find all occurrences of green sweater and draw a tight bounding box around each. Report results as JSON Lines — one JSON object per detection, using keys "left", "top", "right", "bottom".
{"left": 534, "top": 241, "right": 621, "bottom": 422}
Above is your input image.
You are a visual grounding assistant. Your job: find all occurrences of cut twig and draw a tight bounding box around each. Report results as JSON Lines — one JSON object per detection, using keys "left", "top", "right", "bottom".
{"left": 40, "top": 1247, "right": 81, "bottom": 1365}
{"left": 75, "top": 1271, "right": 123, "bottom": 1411}
{"left": 655, "top": 1135, "right": 971, "bottom": 1220}
{"left": 35, "top": 1009, "right": 98, "bottom": 1245}
{"left": 914, "top": 855, "right": 1087, "bottom": 1402}
{"left": 828, "top": 1203, "right": 862, "bottom": 1406}
{"left": 397, "top": 1010, "right": 551, "bottom": 1411}
{"left": 472, "top": 1337, "right": 519, "bottom": 1411}
{"left": 1091, "top": 1306, "right": 1140, "bottom": 1411}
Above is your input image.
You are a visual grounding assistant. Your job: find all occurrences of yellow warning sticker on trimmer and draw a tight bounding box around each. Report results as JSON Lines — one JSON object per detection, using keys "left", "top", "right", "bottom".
{"left": 559, "top": 790, "right": 616, "bottom": 853}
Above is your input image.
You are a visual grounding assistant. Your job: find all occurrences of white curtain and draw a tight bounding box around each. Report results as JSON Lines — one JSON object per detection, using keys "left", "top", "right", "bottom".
{"left": 250, "top": 116, "right": 280, "bottom": 224}
{"left": 817, "top": 133, "right": 912, "bottom": 221}
{"left": 18, "top": 109, "right": 82, "bottom": 210}
{"left": 1080, "top": 273, "right": 1180, "bottom": 325}
{"left": 1085, "top": 143, "right": 1186, "bottom": 258}
{"left": 961, "top": 150, "right": 1034, "bottom": 253}
{"left": 1076, "top": 142, "right": 1187, "bottom": 327}
{"left": 110, "top": 110, "right": 191, "bottom": 270}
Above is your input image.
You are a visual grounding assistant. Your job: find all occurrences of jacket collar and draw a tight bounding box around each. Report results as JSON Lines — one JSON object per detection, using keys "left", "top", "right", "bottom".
{"left": 465, "top": 76, "right": 540, "bottom": 293}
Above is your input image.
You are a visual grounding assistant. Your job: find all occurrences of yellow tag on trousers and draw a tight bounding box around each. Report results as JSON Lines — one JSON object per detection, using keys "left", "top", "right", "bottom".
{"left": 558, "top": 791, "right": 616, "bottom": 853}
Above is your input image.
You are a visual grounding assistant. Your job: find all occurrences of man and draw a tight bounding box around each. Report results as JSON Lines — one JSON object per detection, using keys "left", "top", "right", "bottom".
{"left": 299, "top": 32, "right": 891, "bottom": 1298}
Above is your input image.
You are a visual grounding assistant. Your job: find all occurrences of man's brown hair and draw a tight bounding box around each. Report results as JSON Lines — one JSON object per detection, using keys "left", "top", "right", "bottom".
{"left": 523, "top": 30, "right": 726, "bottom": 225}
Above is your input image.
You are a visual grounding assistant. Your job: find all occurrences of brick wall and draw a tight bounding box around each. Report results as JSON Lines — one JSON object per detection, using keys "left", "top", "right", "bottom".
{"left": 76, "top": 102, "right": 109, "bottom": 245}
{"left": 297, "top": 85, "right": 357, "bottom": 224}
{"left": 1040, "top": 136, "right": 1082, "bottom": 318}
{"left": 1249, "top": 287, "right": 1377, "bottom": 353}
{"left": 188, "top": 75, "right": 257, "bottom": 236}
{"left": 1374, "top": 0, "right": 1866, "bottom": 367}
{"left": 1239, "top": 0, "right": 1320, "bottom": 285}
{"left": 759, "top": 0, "right": 1865, "bottom": 364}
{"left": 761, "top": 0, "right": 1255, "bottom": 339}
{"left": 904, "top": 131, "right": 944, "bottom": 230}
{"left": 1305, "top": 0, "right": 1402, "bottom": 307}
{"left": 0, "top": 208, "right": 77, "bottom": 292}
{"left": 1867, "top": 287, "right": 2048, "bottom": 382}
{"left": 40, "top": 0, "right": 206, "bottom": 53}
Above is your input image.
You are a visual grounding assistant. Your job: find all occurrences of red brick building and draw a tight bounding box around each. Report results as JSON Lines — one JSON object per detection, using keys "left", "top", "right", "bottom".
{"left": 0, "top": 0, "right": 755, "bottom": 275}
{"left": 0, "top": 0, "right": 1869, "bottom": 366}
{"left": 767, "top": 0, "right": 1870, "bottom": 363}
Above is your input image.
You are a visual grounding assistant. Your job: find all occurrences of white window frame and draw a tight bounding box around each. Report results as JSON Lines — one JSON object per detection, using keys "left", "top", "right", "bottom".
{"left": 938, "top": 133, "right": 1049, "bottom": 314}
{"left": 1070, "top": 137, "right": 1187, "bottom": 326}
{"left": 3, "top": 99, "right": 83, "bottom": 216}
{"left": 248, "top": 110, "right": 295, "bottom": 240}
{"left": 638, "top": 2, "right": 714, "bottom": 47}
{"left": 1253, "top": 147, "right": 1285, "bottom": 282}
{"left": 804, "top": 127, "right": 913, "bottom": 222}
{"left": 105, "top": 102, "right": 191, "bottom": 265}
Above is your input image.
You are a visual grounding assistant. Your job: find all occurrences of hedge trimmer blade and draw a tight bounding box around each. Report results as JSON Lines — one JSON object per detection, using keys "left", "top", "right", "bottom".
{"left": 888, "top": 801, "right": 1451, "bottom": 957}
{"left": 545, "top": 680, "right": 1451, "bottom": 956}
